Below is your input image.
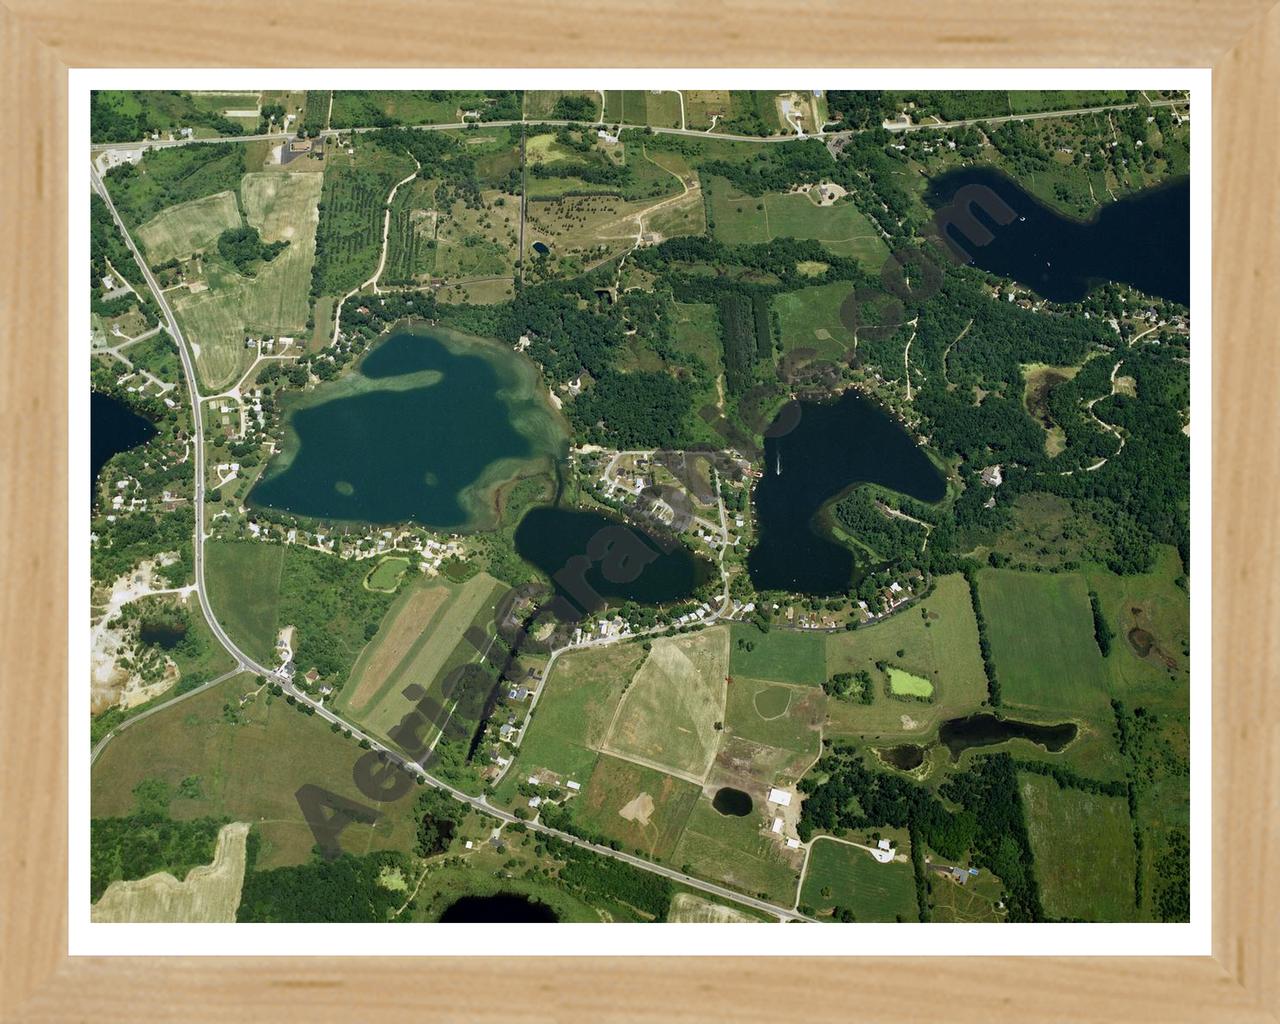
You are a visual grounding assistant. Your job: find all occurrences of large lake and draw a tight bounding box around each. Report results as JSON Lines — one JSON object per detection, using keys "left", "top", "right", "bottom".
{"left": 91, "top": 391, "right": 156, "bottom": 506}
{"left": 926, "top": 167, "right": 1189, "bottom": 305}
{"left": 748, "top": 390, "right": 945, "bottom": 595}
{"left": 250, "top": 326, "right": 566, "bottom": 529}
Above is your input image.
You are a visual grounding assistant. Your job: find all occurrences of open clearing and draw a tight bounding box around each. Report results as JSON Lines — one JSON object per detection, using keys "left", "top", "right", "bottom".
{"left": 364, "top": 555, "right": 411, "bottom": 593}
{"left": 668, "top": 892, "right": 761, "bottom": 923}
{"left": 824, "top": 574, "right": 988, "bottom": 741}
{"left": 204, "top": 540, "right": 284, "bottom": 668}
{"left": 173, "top": 171, "right": 322, "bottom": 389}
{"left": 978, "top": 569, "right": 1110, "bottom": 715}
{"left": 572, "top": 755, "right": 700, "bottom": 861}
{"left": 705, "top": 177, "right": 888, "bottom": 266}
{"left": 1020, "top": 772, "right": 1137, "bottom": 921}
{"left": 728, "top": 625, "right": 827, "bottom": 686}
{"left": 602, "top": 627, "right": 729, "bottom": 782}
{"left": 506, "top": 642, "right": 645, "bottom": 789}
{"left": 91, "top": 821, "right": 250, "bottom": 923}
{"left": 801, "top": 836, "right": 918, "bottom": 922}
{"left": 91, "top": 675, "right": 419, "bottom": 869}
{"left": 725, "top": 677, "right": 824, "bottom": 764}
{"left": 344, "top": 584, "right": 452, "bottom": 712}
{"left": 135, "top": 190, "right": 242, "bottom": 264}
{"left": 773, "top": 281, "right": 857, "bottom": 361}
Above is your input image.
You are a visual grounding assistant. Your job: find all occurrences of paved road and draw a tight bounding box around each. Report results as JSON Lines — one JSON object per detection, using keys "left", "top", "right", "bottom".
{"left": 90, "top": 171, "right": 810, "bottom": 921}
{"left": 90, "top": 98, "right": 1188, "bottom": 155}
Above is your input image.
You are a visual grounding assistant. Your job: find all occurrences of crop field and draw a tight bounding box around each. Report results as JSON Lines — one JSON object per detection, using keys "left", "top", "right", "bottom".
{"left": 723, "top": 677, "right": 824, "bottom": 762}
{"left": 824, "top": 574, "right": 988, "bottom": 741}
{"left": 345, "top": 573, "right": 503, "bottom": 746}
{"left": 978, "top": 569, "right": 1110, "bottom": 715}
{"left": 572, "top": 755, "right": 701, "bottom": 861}
{"left": 135, "top": 190, "right": 242, "bottom": 264}
{"left": 705, "top": 177, "right": 888, "bottom": 266}
{"left": 728, "top": 625, "right": 826, "bottom": 686}
{"left": 343, "top": 583, "right": 452, "bottom": 712}
{"left": 91, "top": 675, "right": 419, "bottom": 869}
{"left": 773, "top": 280, "right": 857, "bottom": 360}
{"left": 888, "top": 667, "right": 934, "bottom": 698}
{"left": 311, "top": 143, "right": 416, "bottom": 296}
{"left": 91, "top": 821, "right": 250, "bottom": 923}
{"left": 602, "top": 627, "right": 729, "bottom": 782}
{"left": 1020, "top": 772, "right": 1137, "bottom": 921}
{"left": 204, "top": 540, "right": 283, "bottom": 667}
{"left": 672, "top": 789, "right": 802, "bottom": 904}
{"left": 602, "top": 90, "right": 683, "bottom": 128}
{"left": 508, "top": 642, "right": 646, "bottom": 788}
{"left": 800, "top": 837, "right": 918, "bottom": 922}
{"left": 364, "top": 556, "right": 411, "bottom": 593}
{"left": 172, "top": 171, "right": 322, "bottom": 389}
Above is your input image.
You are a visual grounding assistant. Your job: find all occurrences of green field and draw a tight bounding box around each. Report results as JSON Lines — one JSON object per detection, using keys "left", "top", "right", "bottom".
{"left": 524, "top": 90, "right": 602, "bottom": 121}
{"left": 978, "top": 569, "right": 1110, "bottom": 715}
{"left": 135, "top": 190, "right": 242, "bottom": 264}
{"left": 603, "top": 628, "right": 729, "bottom": 782}
{"left": 672, "top": 791, "right": 802, "bottom": 904}
{"left": 602, "top": 90, "right": 683, "bottom": 128}
{"left": 888, "top": 667, "right": 934, "bottom": 698}
{"left": 800, "top": 837, "right": 918, "bottom": 921}
{"left": 91, "top": 674, "right": 419, "bottom": 870}
{"left": 365, "top": 556, "right": 411, "bottom": 593}
{"left": 728, "top": 625, "right": 827, "bottom": 685}
{"left": 506, "top": 643, "right": 646, "bottom": 790}
{"left": 773, "top": 281, "right": 857, "bottom": 360}
{"left": 705, "top": 177, "right": 888, "bottom": 266}
{"left": 204, "top": 540, "right": 284, "bottom": 667}
{"left": 824, "top": 574, "right": 988, "bottom": 742}
{"left": 572, "top": 755, "right": 701, "bottom": 861}
{"left": 724, "top": 677, "right": 823, "bottom": 763}
{"left": 172, "top": 171, "right": 322, "bottom": 388}
{"left": 329, "top": 91, "right": 492, "bottom": 129}
{"left": 1020, "top": 772, "right": 1138, "bottom": 921}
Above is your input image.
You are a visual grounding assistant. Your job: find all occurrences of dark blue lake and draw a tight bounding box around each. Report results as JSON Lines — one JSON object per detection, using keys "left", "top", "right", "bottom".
{"left": 91, "top": 390, "right": 156, "bottom": 505}
{"left": 747, "top": 390, "right": 945, "bottom": 595}
{"left": 926, "top": 166, "right": 1189, "bottom": 305}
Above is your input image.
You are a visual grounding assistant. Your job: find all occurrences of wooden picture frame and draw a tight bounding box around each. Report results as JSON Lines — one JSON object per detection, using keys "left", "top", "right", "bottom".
{"left": 2, "top": 2, "right": 1276, "bottom": 1018}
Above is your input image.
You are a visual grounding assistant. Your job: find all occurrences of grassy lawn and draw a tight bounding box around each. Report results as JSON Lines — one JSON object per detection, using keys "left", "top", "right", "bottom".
{"left": 570, "top": 755, "right": 701, "bottom": 861}
{"left": 800, "top": 837, "right": 919, "bottom": 922}
{"left": 773, "top": 280, "right": 857, "bottom": 361}
{"left": 135, "top": 190, "right": 242, "bottom": 264}
{"left": 603, "top": 627, "right": 729, "bottom": 781}
{"left": 1020, "top": 772, "right": 1138, "bottom": 921}
{"left": 91, "top": 674, "right": 419, "bottom": 870}
{"left": 364, "top": 556, "right": 411, "bottom": 593}
{"left": 824, "top": 574, "right": 988, "bottom": 742}
{"left": 203, "top": 540, "right": 283, "bottom": 667}
{"left": 506, "top": 642, "right": 646, "bottom": 790}
{"left": 728, "top": 624, "right": 827, "bottom": 685}
{"left": 670, "top": 301, "right": 724, "bottom": 375}
{"left": 978, "top": 569, "right": 1110, "bottom": 716}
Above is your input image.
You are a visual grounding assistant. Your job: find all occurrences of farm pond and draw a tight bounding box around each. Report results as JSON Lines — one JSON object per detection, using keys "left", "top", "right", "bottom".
{"left": 938, "top": 713, "right": 1078, "bottom": 760}
{"left": 437, "top": 894, "right": 559, "bottom": 922}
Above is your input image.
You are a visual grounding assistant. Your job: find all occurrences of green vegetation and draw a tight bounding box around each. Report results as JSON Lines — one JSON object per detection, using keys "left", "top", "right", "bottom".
{"left": 92, "top": 90, "right": 250, "bottom": 142}
{"left": 801, "top": 837, "right": 918, "bottom": 922}
{"left": 105, "top": 144, "right": 246, "bottom": 228}
{"left": 728, "top": 625, "right": 826, "bottom": 685}
{"left": 569, "top": 756, "right": 701, "bottom": 861}
{"left": 238, "top": 849, "right": 412, "bottom": 921}
{"left": 216, "top": 224, "right": 288, "bottom": 274}
{"left": 887, "top": 667, "right": 934, "bottom": 698}
{"left": 1019, "top": 771, "right": 1136, "bottom": 921}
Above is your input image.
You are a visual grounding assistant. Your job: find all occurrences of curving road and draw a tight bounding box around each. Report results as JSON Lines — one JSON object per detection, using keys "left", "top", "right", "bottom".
{"left": 89, "top": 166, "right": 812, "bottom": 923}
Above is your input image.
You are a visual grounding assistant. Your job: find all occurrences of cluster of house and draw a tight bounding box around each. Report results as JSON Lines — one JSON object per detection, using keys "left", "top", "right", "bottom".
{"left": 231, "top": 518, "right": 465, "bottom": 572}
{"left": 856, "top": 577, "right": 918, "bottom": 622}
{"left": 242, "top": 335, "right": 291, "bottom": 353}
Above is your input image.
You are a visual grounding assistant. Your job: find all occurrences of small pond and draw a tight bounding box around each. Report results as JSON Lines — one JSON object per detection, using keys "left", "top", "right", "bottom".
{"left": 138, "top": 621, "right": 187, "bottom": 650}
{"left": 712, "top": 787, "right": 754, "bottom": 817}
{"left": 532, "top": 241, "right": 550, "bottom": 255}
{"left": 938, "top": 713, "right": 1077, "bottom": 760}
{"left": 878, "top": 744, "right": 927, "bottom": 771}
{"left": 438, "top": 894, "right": 559, "bottom": 923}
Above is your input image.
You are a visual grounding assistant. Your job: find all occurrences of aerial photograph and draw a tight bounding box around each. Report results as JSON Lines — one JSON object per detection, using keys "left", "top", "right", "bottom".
{"left": 88, "top": 87, "right": 1191, "bottom": 926}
